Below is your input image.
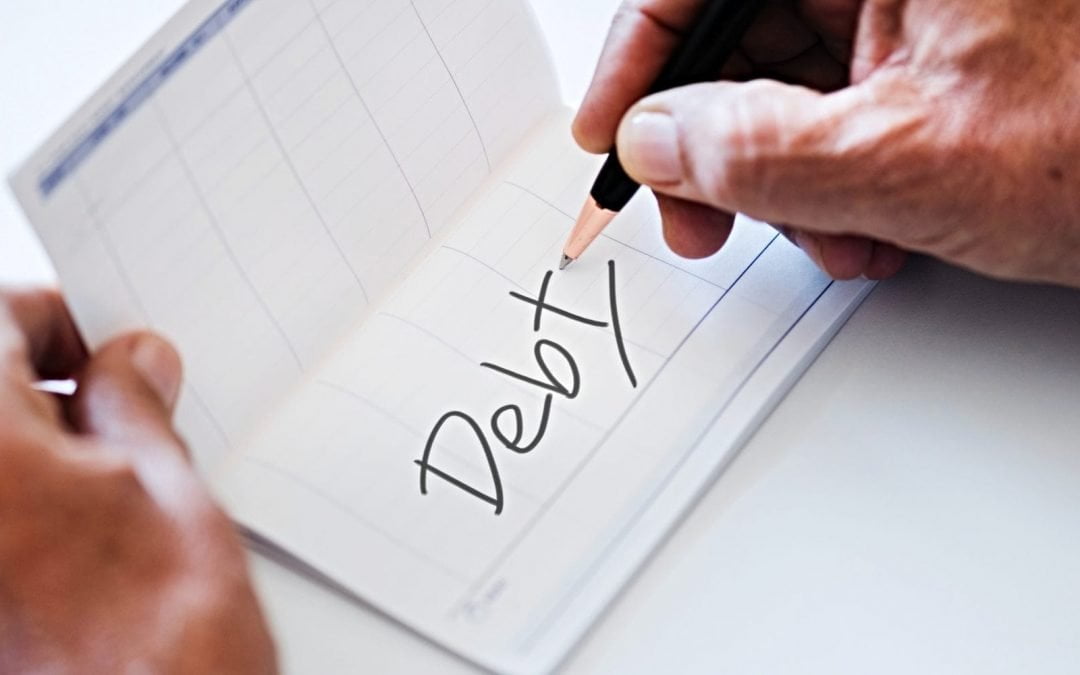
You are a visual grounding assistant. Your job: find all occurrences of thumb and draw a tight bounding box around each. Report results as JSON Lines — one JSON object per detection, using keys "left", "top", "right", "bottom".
{"left": 71, "top": 332, "right": 185, "bottom": 453}
{"left": 614, "top": 77, "right": 923, "bottom": 237}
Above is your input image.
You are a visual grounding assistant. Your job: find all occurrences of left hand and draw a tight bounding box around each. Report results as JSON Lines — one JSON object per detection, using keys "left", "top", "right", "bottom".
{"left": 0, "top": 289, "right": 277, "bottom": 673}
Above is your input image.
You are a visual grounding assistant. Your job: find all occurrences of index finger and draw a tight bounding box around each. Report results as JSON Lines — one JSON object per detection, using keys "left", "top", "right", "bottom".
{"left": 0, "top": 288, "right": 87, "bottom": 381}
{"left": 573, "top": 0, "right": 704, "bottom": 153}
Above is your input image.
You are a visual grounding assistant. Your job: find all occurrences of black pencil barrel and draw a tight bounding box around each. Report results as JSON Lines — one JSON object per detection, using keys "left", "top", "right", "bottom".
{"left": 590, "top": 0, "right": 766, "bottom": 212}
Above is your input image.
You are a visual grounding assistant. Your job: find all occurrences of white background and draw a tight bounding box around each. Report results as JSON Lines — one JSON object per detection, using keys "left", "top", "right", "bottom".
{"left": 4, "top": 1, "right": 1080, "bottom": 673}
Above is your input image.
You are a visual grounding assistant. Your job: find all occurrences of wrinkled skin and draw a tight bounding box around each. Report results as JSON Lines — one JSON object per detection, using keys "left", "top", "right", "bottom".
{"left": 0, "top": 290, "right": 276, "bottom": 673}
{"left": 574, "top": 0, "right": 1080, "bottom": 286}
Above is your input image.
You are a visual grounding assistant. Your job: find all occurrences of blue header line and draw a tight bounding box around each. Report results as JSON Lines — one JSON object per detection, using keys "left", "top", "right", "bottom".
{"left": 38, "top": 0, "right": 256, "bottom": 197}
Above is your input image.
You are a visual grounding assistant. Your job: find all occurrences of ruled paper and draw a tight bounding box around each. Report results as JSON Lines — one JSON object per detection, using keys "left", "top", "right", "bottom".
{"left": 11, "top": 2, "right": 877, "bottom": 672}
{"left": 12, "top": 0, "right": 559, "bottom": 465}
{"left": 212, "top": 113, "right": 874, "bottom": 674}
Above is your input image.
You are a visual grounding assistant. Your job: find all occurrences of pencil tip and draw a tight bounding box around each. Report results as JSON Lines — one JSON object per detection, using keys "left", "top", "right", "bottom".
{"left": 561, "top": 196, "right": 615, "bottom": 268}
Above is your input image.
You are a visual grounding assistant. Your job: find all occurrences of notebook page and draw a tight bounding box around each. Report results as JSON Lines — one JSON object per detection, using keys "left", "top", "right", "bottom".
{"left": 10, "top": 0, "right": 559, "bottom": 467}
{"left": 213, "top": 112, "right": 876, "bottom": 674}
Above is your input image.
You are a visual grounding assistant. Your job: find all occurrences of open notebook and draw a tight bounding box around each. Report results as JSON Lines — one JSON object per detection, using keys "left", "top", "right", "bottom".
{"left": 10, "top": 0, "right": 874, "bottom": 672}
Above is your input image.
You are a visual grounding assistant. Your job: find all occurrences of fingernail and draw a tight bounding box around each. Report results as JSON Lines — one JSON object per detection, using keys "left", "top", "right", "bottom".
{"left": 619, "top": 111, "right": 683, "bottom": 184}
{"left": 131, "top": 336, "right": 181, "bottom": 409}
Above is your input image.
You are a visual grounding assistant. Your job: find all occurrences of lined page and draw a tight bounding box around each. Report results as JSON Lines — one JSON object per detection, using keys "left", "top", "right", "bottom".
{"left": 11, "top": 0, "right": 559, "bottom": 465}
{"left": 214, "top": 113, "right": 875, "bottom": 674}
{"left": 13, "top": 2, "right": 877, "bottom": 671}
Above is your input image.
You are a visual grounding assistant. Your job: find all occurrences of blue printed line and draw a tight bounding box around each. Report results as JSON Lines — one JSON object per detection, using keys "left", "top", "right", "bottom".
{"left": 38, "top": 0, "right": 255, "bottom": 197}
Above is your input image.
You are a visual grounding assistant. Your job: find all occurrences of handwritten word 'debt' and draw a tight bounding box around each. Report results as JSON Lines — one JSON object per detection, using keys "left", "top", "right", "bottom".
{"left": 416, "top": 260, "right": 637, "bottom": 515}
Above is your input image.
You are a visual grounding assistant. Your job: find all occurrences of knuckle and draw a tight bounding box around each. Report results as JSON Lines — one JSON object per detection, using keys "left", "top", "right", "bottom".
{"left": 697, "top": 82, "right": 802, "bottom": 208}
{"left": 612, "top": 1, "right": 680, "bottom": 40}
{"left": 610, "top": 2, "right": 642, "bottom": 36}
{"left": 613, "top": 0, "right": 646, "bottom": 24}
{"left": 96, "top": 455, "right": 146, "bottom": 500}
{"left": 54, "top": 444, "right": 150, "bottom": 506}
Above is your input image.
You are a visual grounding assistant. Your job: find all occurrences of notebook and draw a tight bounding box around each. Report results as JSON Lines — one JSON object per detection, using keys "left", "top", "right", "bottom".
{"left": 9, "top": 0, "right": 875, "bottom": 672}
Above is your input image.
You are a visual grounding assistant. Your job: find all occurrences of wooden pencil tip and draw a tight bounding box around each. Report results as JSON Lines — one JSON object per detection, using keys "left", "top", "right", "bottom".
{"left": 560, "top": 196, "right": 616, "bottom": 268}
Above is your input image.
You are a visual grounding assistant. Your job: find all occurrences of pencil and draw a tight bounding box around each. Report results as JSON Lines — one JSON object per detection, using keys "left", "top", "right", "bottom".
{"left": 560, "top": 0, "right": 767, "bottom": 270}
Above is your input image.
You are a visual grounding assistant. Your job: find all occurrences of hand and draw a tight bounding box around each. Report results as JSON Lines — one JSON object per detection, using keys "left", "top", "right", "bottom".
{"left": 0, "top": 290, "right": 276, "bottom": 673}
{"left": 574, "top": 0, "right": 1080, "bottom": 287}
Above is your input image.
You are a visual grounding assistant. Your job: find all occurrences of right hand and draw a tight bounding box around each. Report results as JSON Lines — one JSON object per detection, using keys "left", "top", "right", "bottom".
{"left": 574, "top": 0, "right": 1080, "bottom": 287}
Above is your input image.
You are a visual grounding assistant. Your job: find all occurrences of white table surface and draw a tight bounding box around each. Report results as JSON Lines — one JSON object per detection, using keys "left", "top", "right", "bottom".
{"left": 5, "top": 2, "right": 1080, "bottom": 673}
